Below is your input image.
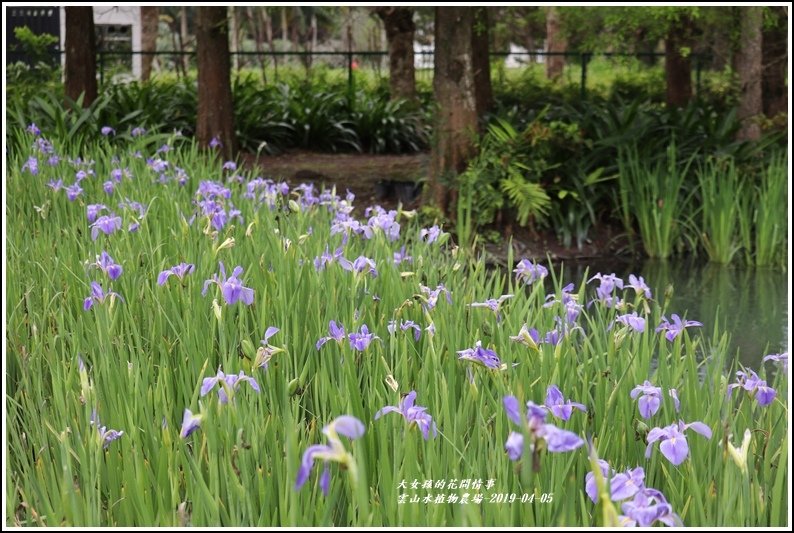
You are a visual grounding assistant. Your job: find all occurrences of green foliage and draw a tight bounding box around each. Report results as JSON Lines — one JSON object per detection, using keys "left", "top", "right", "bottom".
{"left": 617, "top": 143, "right": 698, "bottom": 259}
{"left": 753, "top": 151, "right": 788, "bottom": 268}
{"left": 7, "top": 26, "right": 62, "bottom": 105}
{"left": 5, "top": 127, "right": 788, "bottom": 526}
{"left": 697, "top": 157, "right": 745, "bottom": 264}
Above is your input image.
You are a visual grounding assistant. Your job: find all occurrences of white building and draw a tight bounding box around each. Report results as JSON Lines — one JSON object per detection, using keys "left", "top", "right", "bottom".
{"left": 59, "top": 6, "right": 142, "bottom": 79}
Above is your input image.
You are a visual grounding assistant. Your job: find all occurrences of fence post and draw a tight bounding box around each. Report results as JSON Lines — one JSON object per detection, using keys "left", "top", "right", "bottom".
{"left": 580, "top": 53, "right": 589, "bottom": 100}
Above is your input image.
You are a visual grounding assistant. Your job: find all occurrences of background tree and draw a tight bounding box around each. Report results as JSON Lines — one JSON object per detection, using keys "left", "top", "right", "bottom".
{"left": 64, "top": 6, "right": 97, "bottom": 106}
{"left": 431, "top": 7, "right": 478, "bottom": 215}
{"left": 761, "top": 6, "right": 788, "bottom": 118}
{"left": 140, "top": 6, "right": 159, "bottom": 81}
{"left": 196, "top": 7, "right": 237, "bottom": 159}
{"left": 544, "top": 7, "right": 566, "bottom": 80}
{"left": 472, "top": 7, "right": 493, "bottom": 118}
{"left": 374, "top": 7, "right": 416, "bottom": 101}
{"left": 735, "top": 6, "right": 763, "bottom": 141}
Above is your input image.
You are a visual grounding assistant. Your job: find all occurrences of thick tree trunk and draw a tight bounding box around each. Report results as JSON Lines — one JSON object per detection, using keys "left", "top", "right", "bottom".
{"left": 664, "top": 21, "right": 692, "bottom": 107}
{"left": 140, "top": 7, "right": 159, "bottom": 81}
{"left": 735, "top": 7, "right": 763, "bottom": 141}
{"left": 431, "top": 7, "right": 478, "bottom": 215}
{"left": 196, "top": 7, "right": 237, "bottom": 159}
{"left": 544, "top": 7, "right": 566, "bottom": 81}
{"left": 64, "top": 7, "right": 97, "bottom": 106}
{"left": 762, "top": 6, "right": 787, "bottom": 118}
{"left": 472, "top": 7, "right": 493, "bottom": 118}
{"left": 375, "top": 7, "right": 416, "bottom": 101}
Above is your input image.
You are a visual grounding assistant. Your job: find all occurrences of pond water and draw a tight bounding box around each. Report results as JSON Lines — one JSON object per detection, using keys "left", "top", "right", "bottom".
{"left": 551, "top": 257, "right": 789, "bottom": 369}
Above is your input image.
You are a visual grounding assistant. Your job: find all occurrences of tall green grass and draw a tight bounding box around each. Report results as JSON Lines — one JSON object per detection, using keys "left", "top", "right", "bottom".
{"left": 5, "top": 127, "right": 788, "bottom": 526}
{"left": 617, "top": 143, "right": 698, "bottom": 259}
{"left": 697, "top": 157, "right": 745, "bottom": 264}
{"left": 754, "top": 151, "right": 788, "bottom": 268}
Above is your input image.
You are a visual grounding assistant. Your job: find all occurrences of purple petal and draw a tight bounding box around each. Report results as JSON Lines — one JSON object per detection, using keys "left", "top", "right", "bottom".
{"left": 263, "top": 326, "right": 279, "bottom": 342}
{"left": 683, "top": 421, "right": 712, "bottom": 439}
{"left": 505, "top": 431, "right": 524, "bottom": 461}
{"left": 503, "top": 396, "right": 522, "bottom": 425}
{"left": 319, "top": 463, "right": 331, "bottom": 496}
{"left": 373, "top": 405, "right": 401, "bottom": 420}
{"left": 332, "top": 415, "right": 365, "bottom": 440}
{"left": 543, "top": 425, "right": 585, "bottom": 452}
{"left": 295, "top": 444, "right": 330, "bottom": 490}
{"left": 638, "top": 395, "right": 661, "bottom": 419}
{"left": 659, "top": 435, "right": 689, "bottom": 465}
{"left": 157, "top": 270, "right": 172, "bottom": 286}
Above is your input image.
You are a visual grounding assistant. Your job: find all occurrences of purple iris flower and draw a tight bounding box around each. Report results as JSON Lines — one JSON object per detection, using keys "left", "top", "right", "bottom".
{"left": 655, "top": 314, "right": 702, "bottom": 342}
{"left": 513, "top": 259, "right": 548, "bottom": 285}
{"left": 87, "top": 204, "right": 107, "bottom": 223}
{"left": 621, "top": 488, "right": 683, "bottom": 527}
{"left": 27, "top": 123, "right": 41, "bottom": 135}
{"left": 90, "top": 214, "right": 122, "bottom": 240}
{"left": 92, "top": 251, "right": 123, "bottom": 280}
{"left": 22, "top": 156, "right": 39, "bottom": 175}
{"left": 544, "top": 282, "right": 576, "bottom": 308}
{"left": 255, "top": 326, "right": 282, "bottom": 370}
{"left": 727, "top": 369, "right": 777, "bottom": 406}
{"left": 588, "top": 272, "right": 624, "bottom": 308}
{"left": 179, "top": 408, "right": 203, "bottom": 438}
{"left": 544, "top": 329, "right": 562, "bottom": 346}
{"left": 295, "top": 415, "right": 365, "bottom": 496}
{"left": 627, "top": 274, "right": 652, "bottom": 299}
{"left": 669, "top": 389, "right": 681, "bottom": 412}
{"left": 419, "top": 284, "right": 452, "bottom": 311}
{"left": 544, "top": 385, "right": 587, "bottom": 421}
{"left": 614, "top": 312, "right": 646, "bottom": 333}
{"left": 103, "top": 180, "right": 116, "bottom": 195}
{"left": 209, "top": 136, "right": 221, "bottom": 148}
{"left": 585, "top": 461, "right": 647, "bottom": 504}
{"left": 222, "top": 161, "right": 237, "bottom": 171}
{"left": 348, "top": 325, "right": 380, "bottom": 351}
{"left": 66, "top": 183, "right": 83, "bottom": 201}
{"left": 313, "top": 246, "right": 344, "bottom": 272}
{"left": 339, "top": 255, "right": 378, "bottom": 278}
{"left": 90, "top": 410, "right": 124, "bottom": 449}
{"left": 47, "top": 179, "right": 64, "bottom": 192}
{"left": 200, "top": 368, "right": 260, "bottom": 404}
{"left": 645, "top": 420, "right": 712, "bottom": 465}
{"left": 387, "top": 320, "right": 422, "bottom": 341}
{"left": 457, "top": 341, "right": 503, "bottom": 370}
{"left": 202, "top": 262, "right": 255, "bottom": 306}
{"left": 469, "top": 294, "right": 514, "bottom": 320}
{"left": 763, "top": 352, "right": 788, "bottom": 373}
{"left": 375, "top": 391, "right": 437, "bottom": 440}
{"left": 419, "top": 225, "right": 442, "bottom": 243}
{"left": 393, "top": 245, "right": 413, "bottom": 265}
{"left": 503, "top": 396, "right": 584, "bottom": 460}
{"left": 83, "top": 281, "right": 123, "bottom": 311}
{"left": 316, "top": 321, "right": 347, "bottom": 350}
{"left": 158, "top": 262, "right": 195, "bottom": 286}
{"left": 630, "top": 381, "right": 663, "bottom": 419}
{"left": 509, "top": 324, "right": 541, "bottom": 348}
{"left": 101, "top": 126, "right": 115, "bottom": 136}
{"left": 131, "top": 126, "right": 146, "bottom": 137}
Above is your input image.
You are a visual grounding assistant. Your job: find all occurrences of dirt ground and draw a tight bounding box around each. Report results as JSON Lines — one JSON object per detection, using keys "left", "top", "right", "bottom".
{"left": 241, "top": 150, "right": 632, "bottom": 264}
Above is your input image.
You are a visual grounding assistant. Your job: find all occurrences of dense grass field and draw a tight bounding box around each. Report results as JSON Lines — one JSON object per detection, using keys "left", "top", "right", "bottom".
{"left": 5, "top": 126, "right": 788, "bottom": 526}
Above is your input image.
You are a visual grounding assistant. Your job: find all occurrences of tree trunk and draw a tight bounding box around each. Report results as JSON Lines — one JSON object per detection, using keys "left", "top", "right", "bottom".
{"left": 140, "top": 7, "right": 159, "bottom": 81}
{"left": 472, "top": 7, "right": 493, "bottom": 119}
{"left": 544, "top": 7, "right": 566, "bottom": 80}
{"left": 375, "top": 7, "right": 416, "bottom": 101}
{"left": 431, "top": 7, "right": 478, "bottom": 215}
{"left": 664, "top": 20, "right": 692, "bottom": 107}
{"left": 735, "top": 7, "right": 763, "bottom": 141}
{"left": 180, "top": 7, "right": 189, "bottom": 73}
{"left": 762, "top": 6, "right": 787, "bottom": 118}
{"left": 64, "top": 7, "right": 97, "bottom": 106}
{"left": 228, "top": 7, "right": 239, "bottom": 72}
{"left": 196, "top": 7, "right": 237, "bottom": 159}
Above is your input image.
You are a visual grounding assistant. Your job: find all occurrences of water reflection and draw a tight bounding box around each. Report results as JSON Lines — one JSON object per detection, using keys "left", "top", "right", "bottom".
{"left": 551, "top": 257, "right": 789, "bottom": 368}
